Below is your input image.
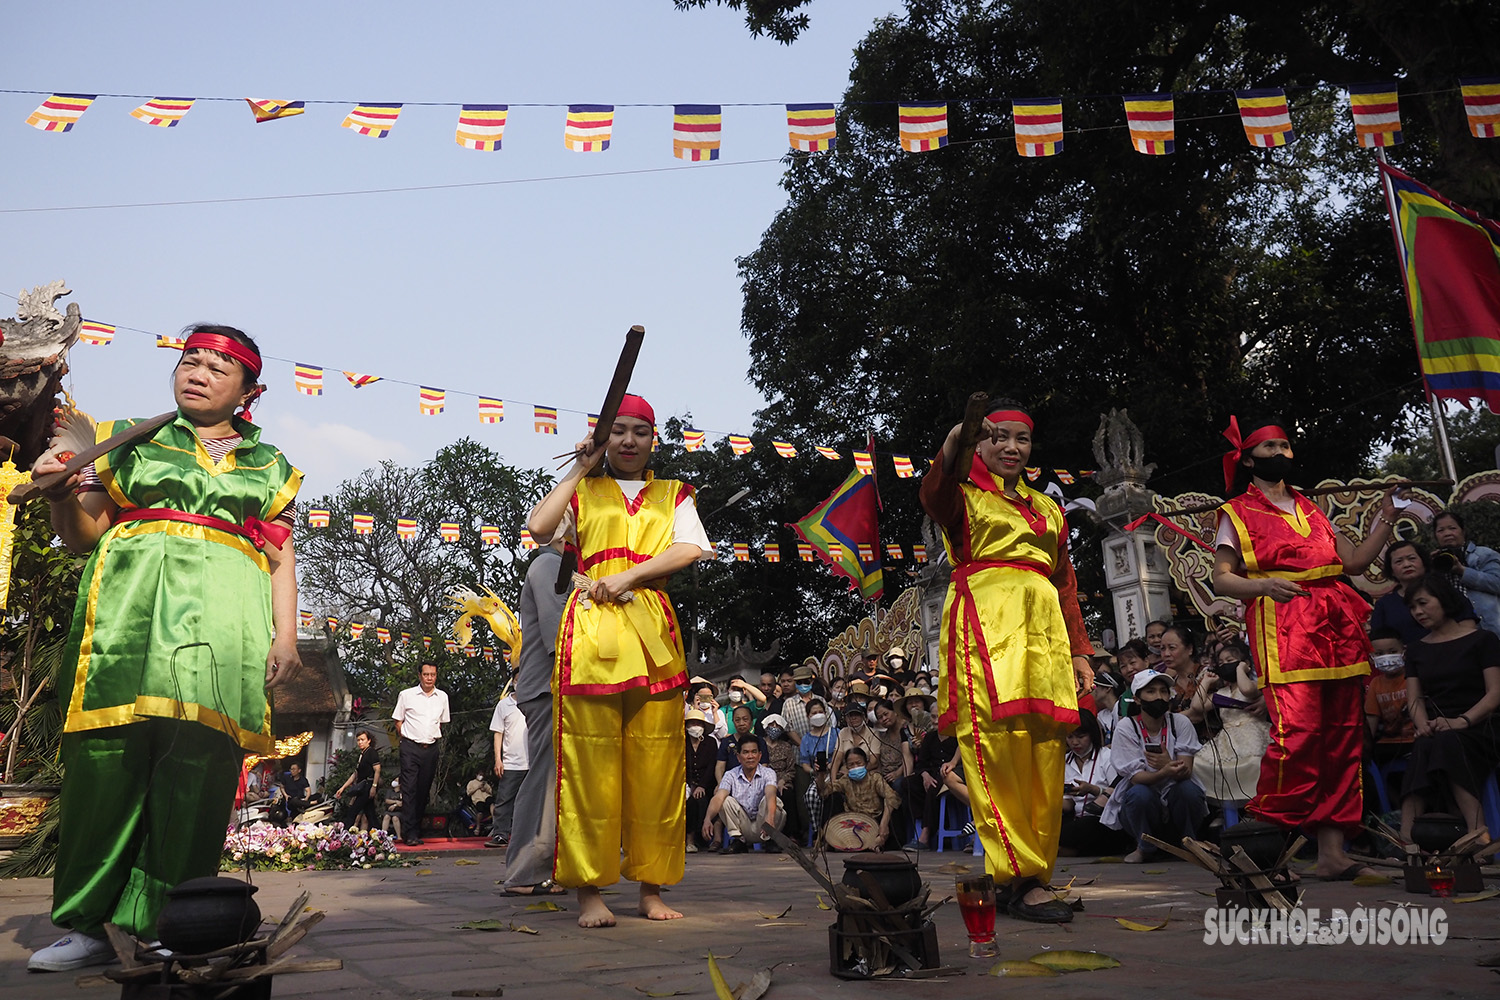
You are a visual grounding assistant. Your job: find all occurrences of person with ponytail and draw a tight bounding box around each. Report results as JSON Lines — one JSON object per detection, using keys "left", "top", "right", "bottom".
{"left": 919, "top": 397, "right": 1094, "bottom": 923}
{"left": 1210, "top": 415, "right": 1398, "bottom": 881}
{"left": 26, "top": 325, "right": 301, "bottom": 972}
{"left": 527, "top": 394, "right": 713, "bottom": 928}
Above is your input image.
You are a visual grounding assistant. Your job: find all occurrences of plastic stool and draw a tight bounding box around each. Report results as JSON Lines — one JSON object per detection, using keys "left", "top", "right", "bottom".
{"left": 1367, "top": 757, "right": 1409, "bottom": 815}
{"left": 934, "top": 793, "right": 971, "bottom": 853}
{"left": 1219, "top": 801, "right": 1241, "bottom": 828}
{"left": 1483, "top": 770, "right": 1500, "bottom": 839}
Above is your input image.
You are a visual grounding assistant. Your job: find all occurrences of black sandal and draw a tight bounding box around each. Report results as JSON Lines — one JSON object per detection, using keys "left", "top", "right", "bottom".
{"left": 1006, "top": 877, "right": 1074, "bottom": 924}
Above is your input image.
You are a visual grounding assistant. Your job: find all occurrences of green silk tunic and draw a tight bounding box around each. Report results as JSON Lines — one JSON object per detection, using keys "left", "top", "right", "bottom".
{"left": 58, "top": 413, "right": 301, "bottom": 754}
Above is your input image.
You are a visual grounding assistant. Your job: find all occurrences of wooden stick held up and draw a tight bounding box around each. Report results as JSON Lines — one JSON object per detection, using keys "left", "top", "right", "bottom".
{"left": 1149, "top": 479, "right": 1455, "bottom": 518}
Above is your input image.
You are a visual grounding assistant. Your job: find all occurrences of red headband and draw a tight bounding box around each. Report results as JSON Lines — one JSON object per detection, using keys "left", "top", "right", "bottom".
{"left": 1221, "top": 416, "right": 1289, "bottom": 492}
{"left": 987, "top": 409, "right": 1034, "bottom": 430}
{"left": 182, "top": 332, "right": 262, "bottom": 378}
{"left": 615, "top": 393, "right": 655, "bottom": 426}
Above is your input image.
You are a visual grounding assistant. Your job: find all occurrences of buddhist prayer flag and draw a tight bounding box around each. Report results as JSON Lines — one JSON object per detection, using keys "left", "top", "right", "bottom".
{"left": 342, "top": 103, "right": 403, "bottom": 138}
{"left": 1123, "top": 93, "right": 1175, "bottom": 154}
{"left": 519, "top": 528, "right": 538, "bottom": 550}
{"left": 465, "top": 644, "right": 477, "bottom": 658}
{"left": 853, "top": 451, "right": 874, "bottom": 475}
{"left": 797, "top": 542, "right": 815, "bottom": 562}
{"left": 377, "top": 627, "right": 391, "bottom": 644}
{"left": 423, "top": 636, "right": 433, "bottom": 650}
{"left": 683, "top": 429, "right": 706, "bottom": 451}
{"left": 1460, "top": 77, "right": 1500, "bottom": 139}
{"left": 156, "top": 335, "right": 187, "bottom": 350}
{"left": 456, "top": 104, "right": 508, "bottom": 150}
{"left": 1012, "top": 97, "right": 1063, "bottom": 157}
{"left": 892, "top": 455, "right": 916, "bottom": 478}
{"left": 534, "top": 406, "right": 558, "bottom": 434}
{"left": 913, "top": 544, "right": 928, "bottom": 563}
{"left": 733, "top": 542, "right": 750, "bottom": 561}
{"left": 483, "top": 646, "right": 495, "bottom": 661}
{"left": 294, "top": 364, "right": 324, "bottom": 396}
{"left": 440, "top": 522, "right": 461, "bottom": 542}
{"left": 352, "top": 512, "right": 374, "bottom": 535}
{"left": 344, "top": 371, "right": 381, "bottom": 388}
{"left": 815, "top": 446, "right": 841, "bottom": 461}
{"left": 886, "top": 544, "right": 904, "bottom": 560}
{"left": 1055, "top": 470, "right": 1076, "bottom": 485}
{"left": 246, "top": 99, "right": 305, "bottom": 123}
{"left": 565, "top": 105, "right": 613, "bottom": 151}
{"left": 78, "top": 320, "right": 115, "bottom": 345}
{"left": 327, "top": 617, "right": 339, "bottom": 630}
{"left": 773, "top": 440, "right": 797, "bottom": 458}
{"left": 899, "top": 102, "right": 949, "bottom": 152}
{"left": 481, "top": 524, "right": 501, "bottom": 545}
{"left": 26, "top": 94, "right": 95, "bottom": 132}
{"left": 478, "top": 397, "right": 505, "bottom": 423}
{"left": 728, "top": 435, "right": 753, "bottom": 455}
{"left": 401, "top": 632, "right": 411, "bottom": 644}
{"left": 1381, "top": 163, "right": 1500, "bottom": 410}
{"left": 298, "top": 610, "right": 313, "bottom": 628}
{"left": 789, "top": 467, "right": 884, "bottom": 601}
{"left": 445, "top": 638, "right": 458, "bottom": 653}
{"left": 350, "top": 623, "right": 365, "bottom": 640}
{"left": 857, "top": 543, "right": 876, "bottom": 562}
{"left": 419, "top": 387, "right": 446, "bottom": 415}
{"left": 130, "top": 98, "right": 195, "bottom": 127}
{"left": 1234, "top": 88, "right": 1295, "bottom": 147}
{"left": 1025, "top": 467, "right": 1042, "bottom": 481}
{"left": 764, "top": 542, "right": 781, "bottom": 562}
{"left": 307, "top": 508, "right": 330, "bottom": 528}
{"left": 587, "top": 413, "right": 599, "bottom": 433}
{"left": 673, "top": 104, "right": 722, "bottom": 160}
{"left": 396, "top": 517, "right": 418, "bottom": 541}
{"left": 786, "top": 103, "right": 836, "bottom": 152}
{"left": 1348, "top": 83, "right": 1401, "bottom": 147}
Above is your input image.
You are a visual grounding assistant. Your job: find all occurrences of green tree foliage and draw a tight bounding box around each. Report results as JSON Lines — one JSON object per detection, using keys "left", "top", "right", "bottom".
{"left": 672, "top": 0, "right": 815, "bottom": 44}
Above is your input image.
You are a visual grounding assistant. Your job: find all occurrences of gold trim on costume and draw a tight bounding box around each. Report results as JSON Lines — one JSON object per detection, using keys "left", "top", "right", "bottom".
{"left": 265, "top": 465, "right": 303, "bottom": 521}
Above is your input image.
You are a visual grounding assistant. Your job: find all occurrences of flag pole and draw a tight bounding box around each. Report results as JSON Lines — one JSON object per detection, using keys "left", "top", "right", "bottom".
{"left": 1374, "top": 148, "right": 1459, "bottom": 482}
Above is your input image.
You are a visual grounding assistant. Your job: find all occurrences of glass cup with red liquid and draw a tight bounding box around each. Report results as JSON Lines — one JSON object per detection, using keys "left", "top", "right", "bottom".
{"left": 1425, "top": 862, "right": 1455, "bottom": 898}
{"left": 955, "top": 874, "right": 997, "bottom": 958}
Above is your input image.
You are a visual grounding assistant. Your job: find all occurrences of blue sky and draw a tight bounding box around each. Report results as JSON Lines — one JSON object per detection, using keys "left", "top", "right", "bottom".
{"left": 2, "top": 2, "right": 894, "bottom": 499}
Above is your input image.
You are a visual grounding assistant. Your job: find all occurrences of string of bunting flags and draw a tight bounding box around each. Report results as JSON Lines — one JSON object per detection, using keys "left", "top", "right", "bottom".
{"left": 297, "top": 609, "right": 505, "bottom": 662}
{"left": 13, "top": 79, "right": 1500, "bottom": 156}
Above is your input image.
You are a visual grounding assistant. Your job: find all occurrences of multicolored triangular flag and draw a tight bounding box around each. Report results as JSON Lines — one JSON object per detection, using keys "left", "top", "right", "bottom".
{"left": 1347, "top": 83, "right": 1401, "bottom": 147}
{"left": 352, "top": 512, "right": 374, "bottom": 535}
{"left": 246, "top": 99, "right": 305, "bottom": 123}
{"left": 327, "top": 616, "right": 340, "bottom": 630}
{"left": 684, "top": 429, "right": 706, "bottom": 451}
{"left": 294, "top": 364, "right": 324, "bottom": 396}
{"left": 786, "top": 103, "right": 836, "bottom": 152}
{"left": 479, "top": 397, "right": 505, "bottom": 424}
{"left": 815, "top": 446, "right": 841, "bottom": 461}
{"left": 156, "top": 335, "right": 187, "bottom": 349}
{"left": 307, "top": 508, "right": 330, "bottom": 528}
{"left": 733, "top": 542, "right": 750, "bottom": 562}
{"left": 565, "top": 105, "right": 613, "bottom": 151}
{"left": 130, "top": 98, "right": 194, "bottom": 127}
{"left": 343, "top": 103, "right": 402, "bottom": 138}
{"left": 481, "top": 524, "right": 501, "bottom": 546}
{"left": 853, "top": 451, "right": 874, "bottom": 475}
{"left": 764, "top": 542, "right": 781, "bottom": 562}
{"left": 789, "top": 466, "right": 884, "bottom": 601}
{"left": 350, "top": 623, "right": 365, "bottom": 640}
{"left": 298, "top": 610, "right": 314, "bottom": 628}
{"left": 396, "top": 517, "right": 418, "bottom": 541}
{"left": 913, "top": 543, "right": 928, "bottom": 563}
{"left": 728, "top": 435, "right": 753, "bottom": 455}
{"left": 1025, "top": 467, "right": 1042, "bottom": 481}
{"left": 419, "top": 387, "right": 446, "bottom": 415}
{"left": 899, "top": 102, "right": 948, "bottom": 152}
{"left": 773, "top": 440, "right": 797, "bottom": 458}
{"left": 1459, "top": 77, "right": 1500, "bottom": 139}
{"left": 1123, "top": 93, "right": 1174, "bottom": 154}
{"left": 534, "top": 406, "right": 558, "bottom": 434}
{"left": 673, "top": 104, "right": 721, "bottom": 161}
{"left": 892, "top": 455, "right": 915, "bottom": 478}
{"left": 586, "top": 413, "right": 600, "bottom": 433}
{"left": 1012, "top": 97, "right": 1063, "bottom": 157}
{"left": 1234, "top": 88, "right": 1295, "bottom": 147}
{"left": 456, "top": 104, "right": 508, "bottom": 150}
{"left": 26, "top": 94, "right": 95, "bottom": 132}
{"left": 78, "top": 320, "right": 115, "bottom": 345}
{"left": 1054, "top": 469, "right": 1076, "bottom": 485}
{"left": 344, "top": 371, "right": 382, "bottom": 388}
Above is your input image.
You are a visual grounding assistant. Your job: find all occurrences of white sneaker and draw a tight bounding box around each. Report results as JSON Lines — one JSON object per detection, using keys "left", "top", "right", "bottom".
{"left": 28, "top": 932, "right": 117, "bottom": 972}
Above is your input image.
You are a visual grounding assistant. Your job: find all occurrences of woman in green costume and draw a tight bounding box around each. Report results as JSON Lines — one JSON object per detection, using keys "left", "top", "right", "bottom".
{"left": 26, "top": 325, "right": 302, "bottom": 972}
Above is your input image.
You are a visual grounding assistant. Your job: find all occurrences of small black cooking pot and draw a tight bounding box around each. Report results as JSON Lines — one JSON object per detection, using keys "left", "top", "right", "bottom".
{"left": 156, "top": 876, "right": 261, "bottom": 955}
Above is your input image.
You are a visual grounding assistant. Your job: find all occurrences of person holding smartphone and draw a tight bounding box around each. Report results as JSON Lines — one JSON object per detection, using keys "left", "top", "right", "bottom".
{"left": 1100, "top": 672, "right": 1206, "bottom": 863}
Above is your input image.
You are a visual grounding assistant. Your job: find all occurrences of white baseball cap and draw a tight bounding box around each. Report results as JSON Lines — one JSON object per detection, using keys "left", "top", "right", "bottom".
{"left": 1130, "top": 670, "right": 1173, "bottom": 696}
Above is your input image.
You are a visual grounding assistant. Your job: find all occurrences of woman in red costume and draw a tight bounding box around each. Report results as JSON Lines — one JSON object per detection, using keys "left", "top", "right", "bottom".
{"left": 1211, "top": 416, "right": 1396, "bottom": 880}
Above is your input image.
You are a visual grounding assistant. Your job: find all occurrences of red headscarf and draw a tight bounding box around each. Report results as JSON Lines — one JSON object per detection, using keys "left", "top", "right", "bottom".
{"left": 1221, "top": 416, "right": 1289, "bottom": 492}
{"left": 615, "top": 393, "right": 655, "bottom": 427}
{"left": 968, "top": 408, "right": 1034, "bottom": 493}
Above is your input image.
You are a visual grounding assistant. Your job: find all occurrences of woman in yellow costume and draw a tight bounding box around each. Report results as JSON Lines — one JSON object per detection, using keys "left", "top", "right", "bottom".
{"left": 919, "top": 398, "right": 1094, "bottom": 923}
{"left": 527, "top": 394, "right": 712, "bottom": 928}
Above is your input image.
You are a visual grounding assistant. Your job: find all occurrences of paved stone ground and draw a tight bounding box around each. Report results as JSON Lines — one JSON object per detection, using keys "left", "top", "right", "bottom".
{"left": 0, "top": 849, "right": 1494, "bottom": 1000}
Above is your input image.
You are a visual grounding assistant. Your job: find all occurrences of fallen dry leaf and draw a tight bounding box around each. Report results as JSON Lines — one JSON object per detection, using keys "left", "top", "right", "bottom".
{"left": 756, "top": 905, "right": 792, "bottom": 920}
{"left": 735, "top": 967, "right": 773, "bottom": 1000}
{"left": 815, "top": 895, "right": 832, "bottom": 910}
{"left": 1116, "top": 917, "right": 1168, "bottom": 932}
{"left": 457, "top": 920, "right": 507, "bottom": 932}
{"left": 937, "top": 862, "right": 972, "bottom": 874}
{"left": 1455, "top": 888, "right": 1500, "bottom": 903}
{"left": 1141, "top": 869, "right": 1167, "bottom": 875}
{"left": 454, "top": 858, "right": 480, "bottom": 866}
{"left": 1351, "top": 874, "right": 1394, "bottom": 887}
{"left": 707, "top": 952, "right": 735, "bottom": 1000}
{"left": 634, "top": 990, "right": 688, "bottom": 998}
{"left": 509, "top": 922, "right": 539, "bottom": 935}
{"left": 416, "top": 869, "right": 434, "bottom": 876}
{"left": 755, "top": 921, "right": 806, "bottom": 927}
{"left": 1093, "top": 856, "right": 1124, "bottom": 864}
{"left": 1029, "top": 949, "right": 1121, "bottom": 972}
{"left": 524, "top": 901, "right": 564, "bottom": 912}
{"left": 989, "top": 960, "right": 1058, "bottom": 977}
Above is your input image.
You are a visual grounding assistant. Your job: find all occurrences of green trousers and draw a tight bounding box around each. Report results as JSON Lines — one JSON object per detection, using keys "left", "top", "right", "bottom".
{"left": 52, "top": 719, "right": 241, "bottom": 938}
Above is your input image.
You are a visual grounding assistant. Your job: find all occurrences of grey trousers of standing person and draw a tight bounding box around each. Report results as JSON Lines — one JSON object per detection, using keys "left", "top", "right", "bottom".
{"left": 720, "top": 795, "right": 786, "bottom": 842}
{"left": 490, "top": 770, "right": 527, "bottom": 840}
{"left": 503, "top": 693, "right": 557, "bottom": 888}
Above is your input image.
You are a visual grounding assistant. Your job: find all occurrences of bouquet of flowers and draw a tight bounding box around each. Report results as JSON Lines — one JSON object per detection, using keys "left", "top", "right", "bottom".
{"left": 223, "top": 821, "right": 404, "bottom": 871}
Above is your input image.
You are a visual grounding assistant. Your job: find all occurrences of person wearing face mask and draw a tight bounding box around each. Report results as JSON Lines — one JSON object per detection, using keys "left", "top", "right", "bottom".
{"left": 760, "top": 713, "right": 802, "bottom": 847}
{"left": 1363, "top": 628, "right": 1415, "bottom": 775}
{"left": 1211, "top": 414, "right": 1398, "bottom": 882}
{"left": 772, "top": 664, "right": 821, "bottom": 739}
{"left": 723, "top": 678, "right": 766, "bottom": 735}
{"left": 688, "top": 680, "right": 729, "bottom": 741}
{"left": 828, "top": 702, "right": 881, "bottom": 784}
{"left": 814, "top": 747, "right": 900, "bottom": 849}
{"left": 1191, "top": 642, "right": 1270, "bottom": 809}
{"left": 828, "top": 677, "right": 848, "bottom": 713}
{"left": 1100, "top": 672, "right": 1206, "bottom": 863}
{"left": 684, "top": 709, "right": 720, "bottom": 853}
{"left": 799, "top": 697, "right": 839, "bottom": 838}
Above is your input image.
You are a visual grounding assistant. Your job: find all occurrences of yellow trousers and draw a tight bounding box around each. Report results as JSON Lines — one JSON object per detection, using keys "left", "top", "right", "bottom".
{"left": 553, "top": 684, "right": 685, "bottom": 887}
{"left": 952, "top": 663, "right": 1066, "bottom": 886}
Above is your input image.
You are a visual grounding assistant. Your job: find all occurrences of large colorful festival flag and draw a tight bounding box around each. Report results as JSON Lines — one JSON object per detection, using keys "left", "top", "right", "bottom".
{"left": 773, "top": 440, "right": 797, "bottom": 458}
{"left": 886, "top": 544, "right": 904, "bottom": 560}
{"left": 853, "top": 451, "right": 874, "bottom": 476}
{"left": 344, "top": 371, "right": 382, "bottom": 388}
{"left": 156, "top": 335, "right": 187, "bottom": 350}
{"left": 396, "top": 517, "right": 418, "bottom": 541}
{"left": 342, "top": 103, "right": 403, "bottom": 138}
{"left": 913, "top": 543, "right": 928, "bottom": 563}
{"left": 481, "top": 524, "right": 501, "bottom": 546}
{"left": 1460, "top": 77, "right": 1500, "bottom": 139}
{"left": 534, "top": 406, "right": 558, "bottom": 434}
{"left": 1347, "top": 83, "right": 1401, "bottom": 147}
{"left": 764, "top": 542, "right": 781, "bottom": 562}
{"left": 440, "top": 522, "right": 461, "bottom": 542}
{"left": 1234, "top": 88, "right": 1295, "bottom": 148}
{"left": 419, "top": 387, "right": 446, "bottom": 415}
{"left": 683, "top": 428, "right": 706, "bottom": 451}
{"left": 1123, "top": 93, "right": 1175, "bottom": 154}
{"left": 478, "top": 397, "right": 505, "bottom": 424}
{"left": 294, "top": 364, "right": 324, "bottom": 396}
{"left": 1012, "top": 97, "right": 1063, "bottom": 157}
{"left": 246, "top": 99, "right": 305, "bottom": 123}
{"left": 520, "top": 528, "right": 538, "bottom": 550}
{"left": 815, "top": 446, "right": 841, "bottom": 461}
{"left": 564, "top": 105, "right": 614, "bottom": 151}
{"left": 456, "top": 104, "right": 508, "bottom": 150}
{"left": 728, "top": 435, "right": 753, "bottom": 455}
{"left": 307, "top": 508, "right": 330, "bottom": 528}
{"left": 26, "top": 94, "right": 95, "bottom": 132}
{"left": 130, "top": 98, "right": 195, "bottom": 127}
{"left": 786, "top": 102, "right": 836, "bottom": 152}
{"left": 899, "top": 102, "right": 949, "bottom": 152}
{"left": 789, "top": 466, "right": 884, "bottom": 601}
{"left": 673, "top": 104, "right": 722, "bottom": 161}
{"left": 797, "top": 542, "right": 815, "bottom": 562}
{"left": 350, "top": 622, "right": 365, "bottom": 640}
{"left": 1381, "top": 163, "right": 1500, "bottom": 410}
{"left": 78, "top": 320, "right": 115, "bottom": 345}
{"left": 352, "top": 512, "right": 374, "bottom": 535}
{"left": 891, "top": 455, "right": 916, "bottom": 478}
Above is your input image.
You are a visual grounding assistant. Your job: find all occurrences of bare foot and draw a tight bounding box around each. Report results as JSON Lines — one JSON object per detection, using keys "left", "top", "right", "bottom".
{"left": 577, "top": 886, "right": 616, "bottom": 928}
{"left": 638, "top": 883, "right": 683, "bottom": 921}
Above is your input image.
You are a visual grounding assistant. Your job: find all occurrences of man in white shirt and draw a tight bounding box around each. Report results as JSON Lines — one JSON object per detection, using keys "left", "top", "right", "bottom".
{"left": 702, "top": 735, "right": 784, "bottom": 852}
{"left": 486, "top": 693, "right": 529, "bottom": 848}
{"left": 391, "top": 663, "right": 450, "bottom": 846}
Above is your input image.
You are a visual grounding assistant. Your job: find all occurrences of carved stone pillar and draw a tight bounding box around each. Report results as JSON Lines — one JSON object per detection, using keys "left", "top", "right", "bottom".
{"left": 1092, "top": 410, "right": 1171, "bottom": 645}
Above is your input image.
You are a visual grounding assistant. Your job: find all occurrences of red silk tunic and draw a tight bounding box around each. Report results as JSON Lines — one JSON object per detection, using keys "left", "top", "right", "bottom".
{"left": 1219, "top": 485, "right": 1371, "bottom": 685}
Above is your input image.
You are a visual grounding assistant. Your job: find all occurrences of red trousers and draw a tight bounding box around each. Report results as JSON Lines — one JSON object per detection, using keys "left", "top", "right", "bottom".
{"left": 1249, "top": 676, "right": 1365, "bottom": 833}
